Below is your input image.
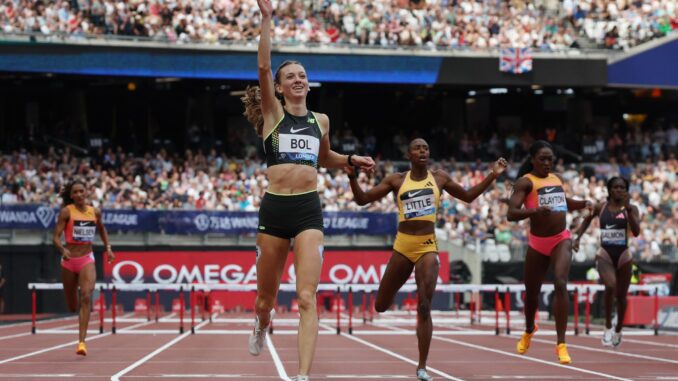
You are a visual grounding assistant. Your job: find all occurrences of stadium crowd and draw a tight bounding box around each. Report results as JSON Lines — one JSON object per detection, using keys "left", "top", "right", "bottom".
{"left": 0, "top": 140, "right": 675, "bottom": 262}
{"left": 0, "top": 0, "right": 675, "bottom": 50}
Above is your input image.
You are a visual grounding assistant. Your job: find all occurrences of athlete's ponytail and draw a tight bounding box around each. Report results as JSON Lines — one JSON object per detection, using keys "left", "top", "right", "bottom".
{"left": 516, "top": 140, "right": 554, "bottom": 178}
{"left": 241, "top": 86, "right": 264, "bottom": 137}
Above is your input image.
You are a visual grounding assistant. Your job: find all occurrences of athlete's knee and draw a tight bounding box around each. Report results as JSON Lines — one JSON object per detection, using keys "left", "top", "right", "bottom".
{"left": 417, "top": 300, "right": 431, "bottom": 319}
{"left": 553, "top": 277, "right": 568, "bottom": 293}
{"left": 255, "top": 294, "right": 276, "bottom": 314}
{"left": 296, "top": 290, "right": 316, "bottom": 313}
{"left": 604, "top": 282, "right": 617, "bottom": 293}
{"left": 79, "top": 289, "right": 92, "bottom": 306}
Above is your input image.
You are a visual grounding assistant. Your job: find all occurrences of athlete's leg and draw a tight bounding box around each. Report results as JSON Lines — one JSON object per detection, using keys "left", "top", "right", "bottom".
{"left": 596, "top": 256, "right": 617, "bottom": 330}
{"left": 414, "top": 252, "right": 439, "bottom": 371}
{"left": 375, "top": 251, "right": 415, "bottom": 312}
{"left": 255, "top": 233, "right": 290, "bottom": 328}
{"left": 61, "top": 267, "right": 79, "bottom": 313}
{"left": 77, "top": 262, "right": 96, "bottom": 343}
{"left": 523, "top": 247, "right": 550, "bottom": 333}
{"left": 293, "top": 229, "right": 324, "bottom": 376}
{"left": 615, "top": 261, "right": 633, "bottom": 333}
{"left": 551, "top": 239, "right": 573, "bottom": 344}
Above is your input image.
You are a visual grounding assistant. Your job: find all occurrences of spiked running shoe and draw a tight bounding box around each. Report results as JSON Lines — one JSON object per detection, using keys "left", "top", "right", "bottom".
{"left": 248, "top": 310, "right": 274, "bottom": 356}
{"left": 76, "top": 342, "right": 87, "bottom": 356}
{"left": 556, "top": 343, "right": 572, "bottom": 364}
{"left": 601, "top": 328, "right": 613, "bottom": 347}
{"left": 516, "top": 324, "right": 538, "bottom": 354}
{"left": 612, "top": 331, "right": 622, "bottom": 348}
{"left": 417, "top": 368, "right": 433, "bottom": 380}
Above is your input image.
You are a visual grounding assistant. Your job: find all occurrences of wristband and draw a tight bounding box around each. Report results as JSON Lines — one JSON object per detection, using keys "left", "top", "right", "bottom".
{"left": 347, "top": 154, "right": 354, "bottom": 166}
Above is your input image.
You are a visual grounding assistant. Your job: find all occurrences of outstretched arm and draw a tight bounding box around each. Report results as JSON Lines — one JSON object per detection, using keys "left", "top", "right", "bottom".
{"left": 256, "top": 0, "right": 283, "bottom": 130}
{"left": 317, "top": 113, "right": 375, "bottom": 172}
{"left": 441, "top": 158, "right": 508, "bottom": 203}
{"left": 347, "top": 169, "right": 398, "bottom": 206}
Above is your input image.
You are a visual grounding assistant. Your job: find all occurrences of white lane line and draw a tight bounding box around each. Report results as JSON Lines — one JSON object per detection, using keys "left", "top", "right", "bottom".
{"left": 530, "top": 337, "right": 678, "bottom": 365}
{"left": 0, "top": 318, "right": 155, "bottom": 364}
{"left": 598, "top": 337, "right": 678, "bottom": 349}
{"left": 157, "top": 375, "right": 247, "bottom": 378}
{"left": 0, "top": 374, "right": 76, "bottom": 378}
{"left": 433, "top": 336, "right": 633, "bottom": 381}
{"left": 326, "top": 321, "right": 463, "bottom": 381}
{"left": 0, "top": 333, "right": 111, "bottom": 365}
{"left": 266, "top": 335, "right": 292, "bottom": 381}
{"left": 0, "top": 315, "right": 78, "bottom": 329}
{"left": 110, "top": 319, "right": 210, "bottom": 381}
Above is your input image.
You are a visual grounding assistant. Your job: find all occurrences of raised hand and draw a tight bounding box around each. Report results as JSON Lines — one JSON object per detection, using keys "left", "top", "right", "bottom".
{"left": 491, "top": 157, "right": 509, "bottom": 176}
{"left": 257, "top": 0, "right": 273, "bottom": 18}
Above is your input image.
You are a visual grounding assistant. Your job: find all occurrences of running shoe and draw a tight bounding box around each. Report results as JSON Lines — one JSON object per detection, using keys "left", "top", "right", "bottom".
{"left": 516, "top": 324, "right": 538, "bottom": 354}
{"left": 248, "top": 309, "right": 274, "bottom": 356}
{"left": 291, "top": 376, "right": 309, "bottom": 381}
{"left": 556, "top": 343, "right": 572, "bottom": 364}
{"left": 76, "top": 342, "right": 87, "bottom": 356}
{"left": 601, "top": 328, "right": 613, "bottom": 347}
{"left": 612, "top": 331, "right": 622, "bottom": 348}
{"left": 417, "top": 368, "right": 433, "bottom": 380}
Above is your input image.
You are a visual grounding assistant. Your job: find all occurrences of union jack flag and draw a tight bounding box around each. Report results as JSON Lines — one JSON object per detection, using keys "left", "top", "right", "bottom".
{"left": 499, "top": 47, "right": 533, "bottom": 74}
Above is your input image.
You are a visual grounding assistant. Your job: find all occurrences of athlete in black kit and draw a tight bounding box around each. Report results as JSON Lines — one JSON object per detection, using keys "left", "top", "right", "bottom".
{"left": 573, "top": 176, "right": 640, "bottom": 348}
{"left": 240, "top": 0, "right": 375, "bottom": 379}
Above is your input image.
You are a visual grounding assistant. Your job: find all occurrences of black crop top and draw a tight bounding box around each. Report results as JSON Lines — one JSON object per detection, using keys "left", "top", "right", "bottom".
{"left": 263, "top": 110, "right": 323, "bottom": 169}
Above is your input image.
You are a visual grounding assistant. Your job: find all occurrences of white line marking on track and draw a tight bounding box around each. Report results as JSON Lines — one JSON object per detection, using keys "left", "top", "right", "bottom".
{"left": 266, "top": 335, "right": 292, "bottom": 381}
{"left": 326, "top": 375, "right": 413, "bottom": 379}
{"left": 110, "top": 319, "right": 210, "bottom": 381}
{"left": 530, "top": 337, "right": 678, "bottom": 365}
{"left": 333, "top": 329, "right": 464, "bottom": 381}
{"left": 0, "top": 374, "right": 76, "bottom": 378}
{"left": 0, "top": 318, "right": 156, "bottom": 365}
{"left": 0, "top": 333, "right": 111, "bottom": 365}
{"left": 432, "top": 336, "right": 633, "bottom": 381}
{"left": 604, "top": 337, "right": 678, "bottom": 349}
{"left": 157, "top": 375, "right": 247, "bottom": 378}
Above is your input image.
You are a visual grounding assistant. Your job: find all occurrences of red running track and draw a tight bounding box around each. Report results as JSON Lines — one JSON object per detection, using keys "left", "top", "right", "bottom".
{"left": 0, "top": 311, "right": 676, "bottom": 380}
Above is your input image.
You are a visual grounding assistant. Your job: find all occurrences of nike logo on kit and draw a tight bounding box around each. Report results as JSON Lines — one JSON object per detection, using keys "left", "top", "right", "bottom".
{"left": 408, "top": 190, "right": 423, "bottom": 197}
{"left": 290, "top": 126, "right": 310, "bottom": 133}
{"left": 544, "top": 187, "right": 556, "bottom": 193}
{"left": 605, "top": 224, "right": 617, "bottom": 229}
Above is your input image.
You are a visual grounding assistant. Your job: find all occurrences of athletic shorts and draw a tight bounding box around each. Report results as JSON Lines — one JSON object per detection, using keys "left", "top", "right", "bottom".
{"left": 393, "top": 232, "right": 438, "bottom": 263}
{"left": 597, "top": 247, "right": 632, "bottom": 269}
{"left": 528, "top": 230, "right": 571, "bottom": 256}
{"left": 258, "top": 190, "right": 324, "bottom": 239}
{"left": 61, "top": 252, "right": 95, "bottom": 274}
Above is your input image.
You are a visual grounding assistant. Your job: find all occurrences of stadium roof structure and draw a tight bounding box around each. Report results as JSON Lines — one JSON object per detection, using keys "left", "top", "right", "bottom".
{"left": 608, "top": 34, "right": 678, "bottom": 89}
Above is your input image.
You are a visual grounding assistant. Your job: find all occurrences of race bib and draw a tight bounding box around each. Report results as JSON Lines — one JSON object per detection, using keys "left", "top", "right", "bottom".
{"left": 601, "top": 228, "right": 626, "bottom": 246}
{"left": 279, "top": 134, "right": 320, "bottom": 162}
{"left": 401, "top": 188, "right": 435, "bottom": 219}
{"left": 537, "top": 186, "right": 567, "bottom": 212}
{"left": 72, "top": 220, "right": 96, "bottom": 242}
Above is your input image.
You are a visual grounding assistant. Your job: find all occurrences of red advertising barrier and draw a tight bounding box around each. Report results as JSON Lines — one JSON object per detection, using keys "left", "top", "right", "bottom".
{"left": 104, "top": 250, "right": 450, "bottom": 311}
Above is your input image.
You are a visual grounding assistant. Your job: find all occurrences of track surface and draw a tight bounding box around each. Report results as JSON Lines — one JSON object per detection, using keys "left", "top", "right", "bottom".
{"left": 0, "top": 310, "right": 676, "bottom": 380}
